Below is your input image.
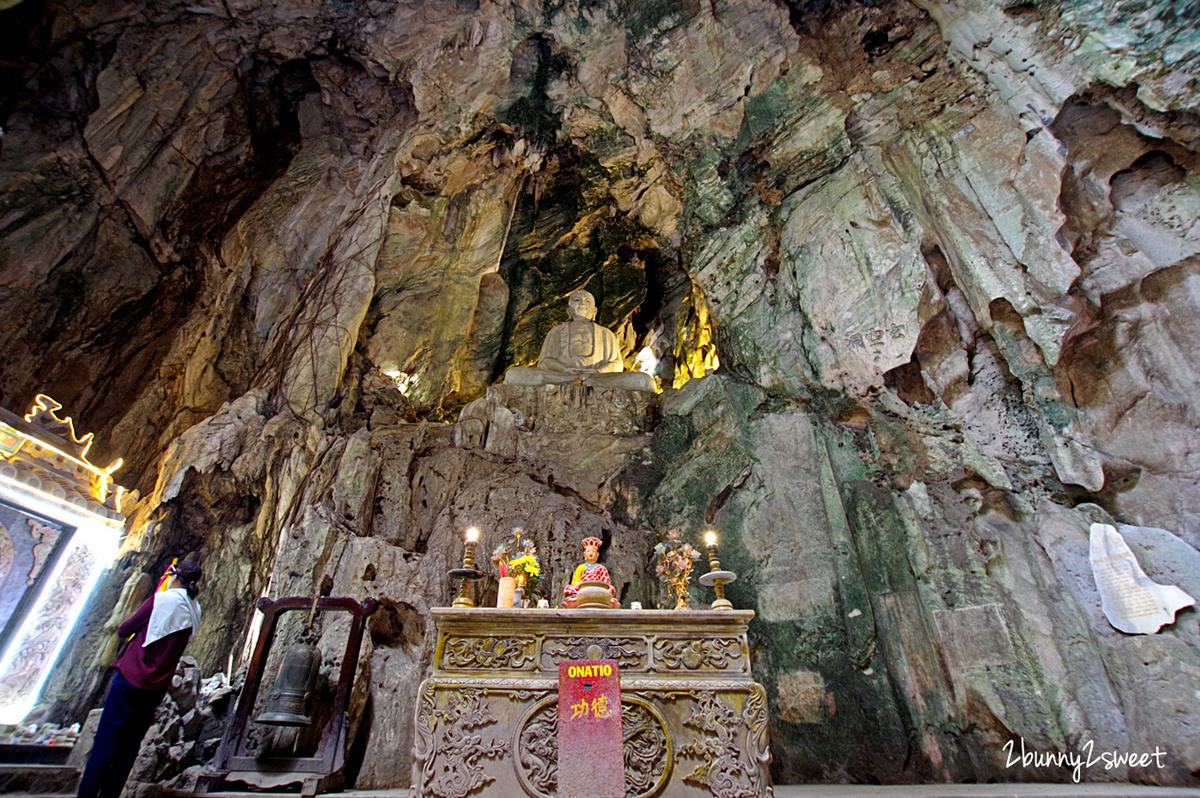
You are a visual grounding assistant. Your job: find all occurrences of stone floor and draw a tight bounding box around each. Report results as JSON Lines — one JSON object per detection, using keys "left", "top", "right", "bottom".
{"left": 0, "top": 764, "right": 80, "bottom": 794}
{"left": 165, "top": 786, "right": 1200, "bottom": 798}
{"left": 11, "top": 783, "right": 1200, "bottom": 798}
{"left": 769, "top": 786, "right": 1200, "bottom": 797}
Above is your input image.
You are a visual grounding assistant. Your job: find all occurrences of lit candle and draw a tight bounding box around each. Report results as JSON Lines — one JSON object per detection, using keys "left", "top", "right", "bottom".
{"left": 701, "top": 528, "right": 734, "bottom": 611}
{"left": 705, "top": 529, "right": 721, "bottom": 571}
{"left": 452, "top": 527, "right": 482, "bottom": 608}
{"left": 463, "top": 529, "right": 480, "bottom": 570}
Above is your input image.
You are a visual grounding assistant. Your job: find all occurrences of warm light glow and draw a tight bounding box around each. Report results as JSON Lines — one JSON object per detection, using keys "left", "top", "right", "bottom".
{"left": 2, "top": 395, "right": 124, "bottom": 507}
{"left": 705, "top": 530, "right": 717, "bottom": 546}
{"left": 0, "top": 485, "right": 122, "bottom": 725}
{"left": 466, "top": 527, "right": 479, "bottom": 542}
{"left": 0, "top": 473, "right": 120, "bottom": 527}
{"left": 673, "top": 296, "right": 721, "bottom": 389}
{"left": 0, "top": 394, "right": 127, "bottom": 724}
{"left": 0, "top": 427, "right": 123, "bottom": 504}
{"left": 383, "top": 369, "right": 421, "bottom": 401}
{"left": 24, "top": 394, "right": 95, "bottom": 460}
{"left": 633, "top": 345, "right": 659, "bottom": 375}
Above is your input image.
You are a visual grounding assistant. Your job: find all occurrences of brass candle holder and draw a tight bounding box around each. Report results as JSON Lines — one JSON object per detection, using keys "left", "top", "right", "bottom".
{"left": 697, "top": 530, "right": 736, "bottom": 611}
{"left": 450, "top": 527, "right": 483, "bottom": 608}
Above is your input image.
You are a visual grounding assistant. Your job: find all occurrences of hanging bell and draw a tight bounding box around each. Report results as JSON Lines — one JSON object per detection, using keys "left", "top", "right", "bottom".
{"left": 255, "top": 643, "right": 321, "bottom": 727}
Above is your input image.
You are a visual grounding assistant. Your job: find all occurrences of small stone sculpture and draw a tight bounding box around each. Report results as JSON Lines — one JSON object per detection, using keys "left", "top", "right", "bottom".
{"left": 562, "top": 536, "right": 619, "bottom": 608}
{"left": 504, "top": 289, "right": 654, "bottom": 392}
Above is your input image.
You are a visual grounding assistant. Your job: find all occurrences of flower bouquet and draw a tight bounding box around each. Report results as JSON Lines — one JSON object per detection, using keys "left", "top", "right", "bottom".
{"left": 492, "top": 529, "right": 541, "bottom": 605}
{"left": 654, "top": 529, "right": 701, "bottom": 610}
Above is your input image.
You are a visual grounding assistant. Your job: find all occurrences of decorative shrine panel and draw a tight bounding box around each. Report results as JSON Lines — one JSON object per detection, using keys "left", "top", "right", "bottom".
{"left": 413, "top": 609, "right": 772, "bottom": 798}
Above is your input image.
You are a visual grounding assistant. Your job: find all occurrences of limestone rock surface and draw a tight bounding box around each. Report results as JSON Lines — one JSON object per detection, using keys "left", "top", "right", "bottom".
{"left": 3, "top": 0, "right": 1200, "bottom": 789}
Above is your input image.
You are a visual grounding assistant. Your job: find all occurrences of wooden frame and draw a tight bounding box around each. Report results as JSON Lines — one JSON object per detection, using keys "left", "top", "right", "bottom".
{"left": 202, "top": 596, "right": 378, "bottom": 796}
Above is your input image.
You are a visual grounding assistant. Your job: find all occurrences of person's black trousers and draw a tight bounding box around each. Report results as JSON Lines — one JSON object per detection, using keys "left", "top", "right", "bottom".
{"left": 76, "top": 671, "right": 166, "bottom": 798}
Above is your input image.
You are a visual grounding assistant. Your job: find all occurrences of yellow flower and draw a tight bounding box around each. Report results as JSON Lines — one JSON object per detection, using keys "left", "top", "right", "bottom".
{"left": 510, "top": 554, "right": 540, "bottom": 577}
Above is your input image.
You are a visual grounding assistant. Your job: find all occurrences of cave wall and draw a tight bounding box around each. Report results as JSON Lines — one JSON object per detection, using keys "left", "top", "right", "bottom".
{"left": 2, "top": 0, "right": 1199, "bottom": 788}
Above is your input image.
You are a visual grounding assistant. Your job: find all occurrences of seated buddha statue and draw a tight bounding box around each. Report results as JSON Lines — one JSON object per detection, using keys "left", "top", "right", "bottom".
{"left": 504, "top": 289, "right": 655, "bottom": 392}
{"left": 562, "top": 536, "right": 619, "bottom": 609}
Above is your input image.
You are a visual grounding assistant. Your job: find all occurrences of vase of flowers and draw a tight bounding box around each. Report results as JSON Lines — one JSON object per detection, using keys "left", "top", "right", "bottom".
{"left": 492, "top": 528, "right": 541, "bottom": 607}
{"left": 654, "top": 529, "right": 701, "bottom": 610}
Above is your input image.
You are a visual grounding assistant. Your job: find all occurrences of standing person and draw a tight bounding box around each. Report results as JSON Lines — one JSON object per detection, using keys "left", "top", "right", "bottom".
{"left": 76, "top": 561, "right": 202, "bottom": 798}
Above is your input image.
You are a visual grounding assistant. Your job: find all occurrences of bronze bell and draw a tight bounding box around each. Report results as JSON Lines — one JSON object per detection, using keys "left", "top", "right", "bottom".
{"left": 255, "top": 643, "right": 321, "bottom": 727}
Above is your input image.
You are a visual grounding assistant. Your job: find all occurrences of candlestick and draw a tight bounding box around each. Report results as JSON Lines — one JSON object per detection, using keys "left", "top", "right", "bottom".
{"left": 450, "top": 527, "right": 483, "bottom": 608}
{"left": 698, "top": 529, "right": 736, "bottom": 610}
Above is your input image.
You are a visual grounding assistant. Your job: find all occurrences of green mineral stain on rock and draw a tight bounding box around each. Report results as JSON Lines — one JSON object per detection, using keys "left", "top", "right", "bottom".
{"left": 585, "top": 124, "right": 638, "bottom": 162}
{"left": 743, "top": 79, "right": 796, "bottom": 139}
{"left": 1038, "top": 395, "right": 1072, "bottom": 429}
{"left": 842, "top": 481, "right": 922, "bottom": 597}
{"left": 650, "top": 414, "right": 697, "bottom": 463}
{"left": 692, "top": 146, "right": 723, "bottom": 174}
{"left": 691, "top": 180, "right": 736, "bottom": 226}
{"left": 751, "top": 582, "right": 849, "bottom": 669}
{"left": 501, "top": 36, "right": 567, "bottom": 147}
{"left": 620, "top": 0, "right": 692, "bottom": 41}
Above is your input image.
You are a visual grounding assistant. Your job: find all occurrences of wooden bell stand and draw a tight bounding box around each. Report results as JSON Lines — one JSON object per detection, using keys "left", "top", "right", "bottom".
{"left": 200, "top": 596, "right": 378, "bottom": 796}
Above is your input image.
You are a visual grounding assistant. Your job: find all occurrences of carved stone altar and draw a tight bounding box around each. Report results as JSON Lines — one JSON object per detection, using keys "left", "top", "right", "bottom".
{"left": 411, "top": 608, "right": 772, "bottom": 798}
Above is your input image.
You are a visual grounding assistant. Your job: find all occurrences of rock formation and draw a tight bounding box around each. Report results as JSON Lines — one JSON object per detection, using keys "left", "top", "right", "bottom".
{"left": 1, "top": 0, "right": 1199, "bottom": 788}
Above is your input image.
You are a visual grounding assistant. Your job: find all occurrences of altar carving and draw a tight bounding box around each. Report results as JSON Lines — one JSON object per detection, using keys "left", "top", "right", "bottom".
{"left": 441, "top": 635, "right": 539, "bottom": 670}
{"left": 513, "top": 695, "right": 671, "bottom": 798}
{"left": 539, "top": 637, "right": 646, "bottom": 670}
{"left": 412, "top": 686, "right": 510, "bottom": 798}
{"left": 411, "top": 608, "right": 772, "bottom": 798}
{"left": 504, "top": 290, "right": 654, "bottom": 393}
{"left": 654, "top": 637, "right": 745, "bottom": 671}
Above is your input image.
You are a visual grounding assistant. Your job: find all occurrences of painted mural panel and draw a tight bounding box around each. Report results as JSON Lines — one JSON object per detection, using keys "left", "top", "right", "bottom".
{"left": 0, "top": 501, "right": 74, "bottom": 653}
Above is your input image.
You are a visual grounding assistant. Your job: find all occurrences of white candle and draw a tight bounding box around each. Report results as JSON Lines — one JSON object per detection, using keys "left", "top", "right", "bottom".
{"left": 497, "top": 576, "right": 516, "bottom": 608}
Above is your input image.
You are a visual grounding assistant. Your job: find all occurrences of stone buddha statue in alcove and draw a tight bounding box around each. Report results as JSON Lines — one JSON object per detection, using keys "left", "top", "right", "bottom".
{"left": 503, "top": 289, "right": 654, "bottom": 392}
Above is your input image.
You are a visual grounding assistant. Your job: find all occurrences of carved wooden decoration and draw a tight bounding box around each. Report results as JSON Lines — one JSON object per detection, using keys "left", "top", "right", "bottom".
{"left": 411, "top": 608, "right": 772, "bottom": 798}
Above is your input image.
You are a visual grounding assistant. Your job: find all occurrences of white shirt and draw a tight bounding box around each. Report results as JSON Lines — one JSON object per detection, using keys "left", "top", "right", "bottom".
{"left": 144, "top": 587, "right": 202, "bottom": 646}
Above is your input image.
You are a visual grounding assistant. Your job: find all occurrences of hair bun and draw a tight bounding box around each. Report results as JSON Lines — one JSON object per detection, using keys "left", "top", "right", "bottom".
{"left": 174, "top": 560, "right": 203, "bottom": 584}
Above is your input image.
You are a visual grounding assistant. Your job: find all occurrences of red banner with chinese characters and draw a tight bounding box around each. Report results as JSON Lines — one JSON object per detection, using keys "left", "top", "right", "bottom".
{"left": 557, "top": 659, "right": 626, "bottom": 797}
